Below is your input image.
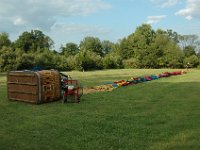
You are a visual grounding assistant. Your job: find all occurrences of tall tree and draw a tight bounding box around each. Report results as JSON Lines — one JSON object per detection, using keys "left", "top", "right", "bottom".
{"left": 31, "top": 30, "right": 54, "bottom": 50}
{"left": 178, "top": 34, "right": 200, "bottom": 51}
{"left": 75, "top": 49, "right": 103, "bottom": 71}
{"left": 0, "top": 47, "right": 17, "bottom": 71}
{"left": 14, "top": 31, "right": 33, "bottom": 52}
{"left": 183, "top": 45, "right": 196, "bottom": 57}
{"left": 0, "top": 32, "right": 11, "bottom": 49}
{"left": 149, "top": 29, "right": 170, "bottom": 68}
{"left": 166, "top": 29, "right": 179, "bottom": 43}
{"left": 118, "top": 37, "right": 135, "bottom": 59}
{"left": 79, "top": 36, "right": 103, "bottom": 56}
{"left": 132, "top": 24, "right": 156, "bottom": 67}
{"left": 134, "top": 24, "right": 155, "bottom": 46}
{"left": 101, "top": 40, "right": 114, "bottom": 55}
{"left": 14, "top": 30, "right": 54, "bottom": 52}
{"left": 60, "top": 42, "right": 79, "bottom": 56}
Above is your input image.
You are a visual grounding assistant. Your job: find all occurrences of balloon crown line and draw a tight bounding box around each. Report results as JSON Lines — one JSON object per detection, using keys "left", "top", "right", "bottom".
{"left": 86, "top": 70, "right": 187, "bottom": 93}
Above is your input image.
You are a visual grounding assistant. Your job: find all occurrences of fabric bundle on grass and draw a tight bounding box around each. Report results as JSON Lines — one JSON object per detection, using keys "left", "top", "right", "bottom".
{"left": 84, "top": 70, "right": 187, "bottom": 94}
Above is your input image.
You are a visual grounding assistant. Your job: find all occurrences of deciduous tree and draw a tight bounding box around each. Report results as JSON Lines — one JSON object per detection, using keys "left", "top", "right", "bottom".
{"left": 0, "top": 32, "right": 11, "bottom": 49}
{"left": 79, "top": 36, "right": 103, "bottom": 56}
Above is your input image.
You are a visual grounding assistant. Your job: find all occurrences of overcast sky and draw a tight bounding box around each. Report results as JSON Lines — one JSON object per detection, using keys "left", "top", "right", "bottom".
{"left": 0, "top": 0, "right": 200, "bottom": 50}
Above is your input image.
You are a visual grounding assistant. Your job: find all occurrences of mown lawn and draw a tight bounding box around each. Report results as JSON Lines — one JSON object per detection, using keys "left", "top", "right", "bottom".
{"left": 0, "top": 69, "right": 200, "bottom": 150}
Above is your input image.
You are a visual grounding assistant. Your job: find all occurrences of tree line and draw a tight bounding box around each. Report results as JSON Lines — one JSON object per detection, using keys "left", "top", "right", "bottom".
{"left": 0, "top": 24, "right": 200, "bottom": 72}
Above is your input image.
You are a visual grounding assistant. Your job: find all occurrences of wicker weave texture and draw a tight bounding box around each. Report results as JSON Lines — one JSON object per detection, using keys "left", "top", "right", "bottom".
{"left": 7, "top": 70, "right": 61, "bottom": 104}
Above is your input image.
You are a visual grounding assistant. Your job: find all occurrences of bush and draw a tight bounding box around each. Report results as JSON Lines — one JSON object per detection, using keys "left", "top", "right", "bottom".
{"left": 103, "top": 54, "right": 123, "bottom": 69}
{"left": 34, "top": 50, "right": 56, "bottom": 69}
{"left": 57, "top": 56, "right": 76, "bottom": 71}
{"left": 123, "top": 58, "right": 139, "bottom": 69}
{"left": 16, "top": 53, "right": 35, "bottom": 70}
{"left": 0, "top": 47, "right": 17, "bottom": 71}
{"left": 184, "top": 55, "right": 199, "bottom": 68}
{"left": 74, "top": 50, "right": 103, "bottom": 71}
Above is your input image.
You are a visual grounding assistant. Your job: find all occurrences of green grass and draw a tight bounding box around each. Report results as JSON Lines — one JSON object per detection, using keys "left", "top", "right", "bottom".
{"left": 63, "top": 69, "right": 185, "bottom": 87}
{"left": 1, "top": 69, "right": 200, "bottom": 150}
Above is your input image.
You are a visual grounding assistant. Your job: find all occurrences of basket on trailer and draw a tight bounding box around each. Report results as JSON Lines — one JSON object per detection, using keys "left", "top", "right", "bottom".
{"left": 7, "top": 70, "right": 61, "bottom": 104}
{"left": 7, "top": 70, "right": 83, "bottom": 104}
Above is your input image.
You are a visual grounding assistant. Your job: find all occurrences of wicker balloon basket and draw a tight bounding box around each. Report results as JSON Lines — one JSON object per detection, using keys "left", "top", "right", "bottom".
{"left": 7, "top": 70, "right": 61, "bottom": 104}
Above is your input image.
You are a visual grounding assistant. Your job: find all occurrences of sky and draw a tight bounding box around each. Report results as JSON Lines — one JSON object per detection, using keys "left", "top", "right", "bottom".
{"left": 0, "top": 0, "right": 200, "bottom": 50}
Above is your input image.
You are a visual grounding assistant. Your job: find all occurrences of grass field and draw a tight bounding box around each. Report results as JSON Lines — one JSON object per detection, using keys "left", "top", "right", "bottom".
{"left": 0, "top": 69, "right": 200, "bottom": 150}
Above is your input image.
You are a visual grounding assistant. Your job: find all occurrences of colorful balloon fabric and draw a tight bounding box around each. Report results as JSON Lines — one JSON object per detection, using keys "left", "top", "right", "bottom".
{"left": 96, "top": 70, "right": 187, "bottom": 91}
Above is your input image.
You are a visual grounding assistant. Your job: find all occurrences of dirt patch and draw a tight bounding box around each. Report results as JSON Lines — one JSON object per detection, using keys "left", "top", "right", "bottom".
{"left": 83, "top": 88, "right": 98, "bottom": 94}
{"left": 83, "top": 84, "right": 114, "bottom": 94}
